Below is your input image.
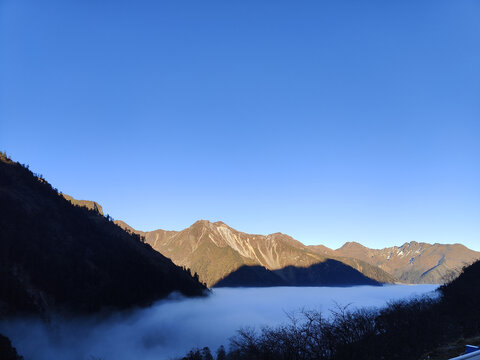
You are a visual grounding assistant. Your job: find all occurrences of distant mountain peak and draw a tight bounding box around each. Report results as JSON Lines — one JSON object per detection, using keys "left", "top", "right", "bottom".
{"left": 333, "top": 240, "right": 480, "bottom": 284}
{"left": 190, "top": 219, "right": 230, "bottom": 229}
{"left": 192, "top": 219, "right": 211, "bottom": 226}
{"left": 268, "top": 231, "right": 288, "bottom": 236}
{"left": 339, "top": 241, "right": 366, "bottom": 250}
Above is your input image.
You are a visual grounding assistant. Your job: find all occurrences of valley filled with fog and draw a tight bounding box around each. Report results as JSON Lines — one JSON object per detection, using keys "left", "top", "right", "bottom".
{"left": 0, "top": 285, "right": 438, "bottom": 360}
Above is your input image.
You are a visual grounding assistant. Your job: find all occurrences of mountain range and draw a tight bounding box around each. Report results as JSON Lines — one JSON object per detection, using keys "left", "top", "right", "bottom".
{"left": 3, "top": 148, "right": 476, "bottom": 310}
{"left": 113, "top": 219, "right": 394, "bottom": 286}
{"left": 114, "top": 219, "right": 480, "bottom": 286}
{"left": 1, "top": 145, "right": 479, "bottom": 335}
{"left": 310, "top": 241, "right": 480, "bottom": 284}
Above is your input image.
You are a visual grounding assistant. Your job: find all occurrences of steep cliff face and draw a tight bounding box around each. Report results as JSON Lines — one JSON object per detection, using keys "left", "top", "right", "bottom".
{"left": 0, "top": 153, "right": 206, "bottom": 317}
{"left": 310, "top": 241, "right": 480, "bottom": 284}
{"left": 116, "top": 220, "right": 395, "bottom": 287}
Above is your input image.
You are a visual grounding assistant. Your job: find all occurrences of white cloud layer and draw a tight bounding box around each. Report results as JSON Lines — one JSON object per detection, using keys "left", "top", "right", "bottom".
{"left": 0, "top": 285, "right": 438, "bottom": 360}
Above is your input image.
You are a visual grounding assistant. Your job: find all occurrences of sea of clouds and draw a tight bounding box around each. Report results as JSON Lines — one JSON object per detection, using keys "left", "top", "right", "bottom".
{"left": 0, "top": 284, "right": 438, "bottom": 360}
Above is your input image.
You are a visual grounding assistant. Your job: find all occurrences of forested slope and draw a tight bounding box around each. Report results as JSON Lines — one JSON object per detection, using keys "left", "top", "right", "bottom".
{"left": 0, "top": 152, "right": 206, "bottom": 317}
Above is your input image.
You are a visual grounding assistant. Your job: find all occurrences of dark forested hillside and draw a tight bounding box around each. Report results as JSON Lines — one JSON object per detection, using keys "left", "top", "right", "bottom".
{"left": 0, "top": 333, "right": 22, "bottom": 360}
{"left": 0, "top": 152, "right": 206, "bottom": 317}
{"left": 440, "top": 260, "right": 480, "bottom": 336}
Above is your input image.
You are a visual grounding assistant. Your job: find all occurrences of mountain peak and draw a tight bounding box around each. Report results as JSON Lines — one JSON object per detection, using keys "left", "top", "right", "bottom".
{"left": 191, "top": 219, "right": 212, "bottom": 228}
{"left": 338, "top": 241, "right": 366, "bottom": 250}
{"left": 193, "top": 219, "right": 210, "bottom": 224}
{"left": 191, "top": 220, "right": 228, "bottom": 226}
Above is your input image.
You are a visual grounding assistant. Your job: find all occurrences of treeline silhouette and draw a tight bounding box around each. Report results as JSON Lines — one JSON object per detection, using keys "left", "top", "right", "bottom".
{"left": 182, "top": 260, "right": 480, "bottom": 360}
{"left": 0, "top": 334, "right": 22, "bottom": 360}
{"left": 0, "top": 151, "right": 206, "bottom": 317}
{"left": 182, "top": 346, "right": 227, "bottom": 360}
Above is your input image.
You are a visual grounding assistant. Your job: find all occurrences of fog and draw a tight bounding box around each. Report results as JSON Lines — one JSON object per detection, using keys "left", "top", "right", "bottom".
{"left": 0, "top": 285, "right": 438, "bottom": 360}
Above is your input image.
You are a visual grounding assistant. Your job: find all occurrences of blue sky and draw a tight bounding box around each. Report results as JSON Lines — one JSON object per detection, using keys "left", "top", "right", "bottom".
{"left": 1, "top": 0, "right": 479, "bottom": 250}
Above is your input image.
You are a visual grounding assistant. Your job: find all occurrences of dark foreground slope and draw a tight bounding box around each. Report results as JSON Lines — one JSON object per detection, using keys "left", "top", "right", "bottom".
{"left": 0, "top": 334, "right": 22, "bottom": 360}
{"left": 182, "top": 260, "right": 480, "bottom": 360}
{"left": 0, "top": 153, "right": 206, "bottom": 317}
{"left": 440, "top": 259, "right": 480, "bottom": 336}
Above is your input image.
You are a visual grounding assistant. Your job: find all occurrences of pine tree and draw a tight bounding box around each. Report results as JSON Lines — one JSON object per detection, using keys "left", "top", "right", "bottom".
{"left": 201, "top": 347, "right": 213, "bottom": 360}
{"left": 216, "top": 345, "right": 226, "bottom": 360}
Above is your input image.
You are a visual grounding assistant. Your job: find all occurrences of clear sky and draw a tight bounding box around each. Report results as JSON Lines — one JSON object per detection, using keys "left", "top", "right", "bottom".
{"left": 1, "top": 0, "right": 479, "bottom": 251}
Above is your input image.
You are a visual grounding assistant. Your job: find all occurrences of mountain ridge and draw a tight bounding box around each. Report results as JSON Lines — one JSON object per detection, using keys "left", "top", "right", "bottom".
{"left": 0, "top": 153, "right": 206, "bottom": 317}
{"left": 51, "top": 200, "right": 479, "bottom": 286}
{"left": 310, "top": 240, "right": 480, "bottom": 284}
{"left": 113, "top": 219, "right": 395, "bottom": 286}
{"left": 115, "top": 218, "right": 479, "bottom": 285}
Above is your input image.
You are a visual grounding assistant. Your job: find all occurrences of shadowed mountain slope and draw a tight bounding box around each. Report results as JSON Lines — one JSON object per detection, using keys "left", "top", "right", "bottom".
{"left": 214, "top": 260, "right": 381, "bottom": 287}
{"left": 273, "top": 260, "right": 381, "bottom": 286}
{"left": 0, "top": 153, "right": 206, "bottom": 317}
{"left": 116, "top": 220, "right": 395, "bottom": 287}
{"left": 214, "top": 265, "right": 288, "bottom": 287}
{"left": 310, "top": 241, "right": 480, "bottom": 284}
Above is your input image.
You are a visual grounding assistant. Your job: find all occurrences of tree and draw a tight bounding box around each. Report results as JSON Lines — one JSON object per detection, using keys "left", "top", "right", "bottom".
{"left": 216, "top": 345, "right": 226, "bottom": 360}
{"left": 182, "top": 349, "right": 202, "bottom": 360}
{"left": 201, "top": 347, "right": 213, "bottom": 360}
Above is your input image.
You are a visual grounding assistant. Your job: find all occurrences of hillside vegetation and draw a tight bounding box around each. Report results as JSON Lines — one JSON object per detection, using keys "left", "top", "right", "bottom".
{"left": 0, "top": 152, "right": 206, "bottom": 317}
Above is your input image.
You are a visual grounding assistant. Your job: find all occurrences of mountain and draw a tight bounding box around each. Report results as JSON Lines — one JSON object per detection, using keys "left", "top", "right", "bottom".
{"left": 0, "top": 152, "right": 206, "bottom": 317}
{"left": 50, "top": 163, "right": 478, "bottom": 287}
{"left": 115, "top": 220, "right": 395, "bottom": 287}
{"left": 309, "top": 241, "right": 480, "bottom": 284}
